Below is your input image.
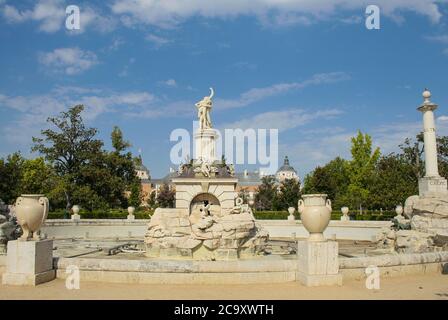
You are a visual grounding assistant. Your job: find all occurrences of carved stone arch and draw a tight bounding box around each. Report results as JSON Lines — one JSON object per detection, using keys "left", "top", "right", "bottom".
{"left": 189, "top": 193, "right": 221, "bottom": 224}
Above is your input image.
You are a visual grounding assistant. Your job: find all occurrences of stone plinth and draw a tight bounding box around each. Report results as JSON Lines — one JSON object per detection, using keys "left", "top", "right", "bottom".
{"left": 296, "top": 240, "right": 342, "bottom": 286}
{"left": 194, "top": 129, "right": 218, "bottom": 163}
{"left": 2, "top": 239, "right": 55, "bottom": 286}
{"left": 127, "top": 214, "right": 135, "bottom": 221}
{"left": 418, "top": 177, "right": 448, "bottom": 197}
{"left": 71, "top": 214, "right": 81, "bottom": 221}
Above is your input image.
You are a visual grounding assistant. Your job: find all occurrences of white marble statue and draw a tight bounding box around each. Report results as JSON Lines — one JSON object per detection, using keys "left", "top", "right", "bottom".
{"left": 195, "top": 88, "right": 214, "bottom": 130}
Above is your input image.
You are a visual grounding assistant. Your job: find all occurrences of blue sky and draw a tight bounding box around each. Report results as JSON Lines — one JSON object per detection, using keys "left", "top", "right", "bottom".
{"left": 0, "top": 0, "right": 448, "bottom": 179}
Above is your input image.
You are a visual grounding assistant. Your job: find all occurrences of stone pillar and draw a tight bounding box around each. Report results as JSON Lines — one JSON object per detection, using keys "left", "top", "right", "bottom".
{"left": 296, "top": 240, "right": 342, "bottom": 286}
{"left": 194, "top": 129, "right": 218, "bottom": 163}
{"left": 418, "top": 89, "right": 439, "bottom": 178}
{"left": 417, "top": 89, "right": 448, "bottom": 197}
{"left": 2, "top": 239, "right": 56, "bottom": 286}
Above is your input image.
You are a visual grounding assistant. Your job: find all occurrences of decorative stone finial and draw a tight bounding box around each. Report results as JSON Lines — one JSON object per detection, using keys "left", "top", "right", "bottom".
{"left": 423, "top": 88, "right": 431, "bottom": 102}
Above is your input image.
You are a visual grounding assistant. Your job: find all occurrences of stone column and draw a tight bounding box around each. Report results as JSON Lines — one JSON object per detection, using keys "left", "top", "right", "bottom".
{"left": 417, "top": 89, "right": 448, "bottom": 197}
{"left": 418, "top": 89, "right": 439, "bottom": 178}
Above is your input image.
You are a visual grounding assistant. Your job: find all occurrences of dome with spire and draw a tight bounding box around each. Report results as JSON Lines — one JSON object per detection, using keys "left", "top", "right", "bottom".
{"left": 276, "top": 156, "right": 299, "bottom": 182}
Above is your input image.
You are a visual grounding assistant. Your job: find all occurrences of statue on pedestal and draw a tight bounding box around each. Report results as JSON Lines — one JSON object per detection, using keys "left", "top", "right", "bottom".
{"left": 195, "top": 88, "right": 214, "bottom": 130}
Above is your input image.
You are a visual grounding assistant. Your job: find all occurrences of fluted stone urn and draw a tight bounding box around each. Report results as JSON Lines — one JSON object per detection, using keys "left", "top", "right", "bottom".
{"left": 340, "top": 206, "right": 349, "bottom": 221}
{"left": 298, "top": 194, "right": 332, "bottom": 242}
{"left": 71, "top": 205, "right": 81, "bottom": 220}
{"left": 15, "top": 194, "right": 49, "bottom": 241}
{"left": 288, "top": 207, "right": 296, "bottom": 221}
{"left": 127, "top": 206, "right": 136, "bottom": 220}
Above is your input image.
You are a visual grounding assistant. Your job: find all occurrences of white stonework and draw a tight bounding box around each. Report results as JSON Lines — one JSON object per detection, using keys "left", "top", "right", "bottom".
{"left": 173, "top": 178, "right": 238, "bottom": 215}
{"left": 145, "top": 88, "right": 269, "bottom": 260}
{"left": 296, "top": 240, "right": 342, "bottom": 286}
{"left": 418, "top": 177, "right": 448, "bottom": 198}
{"left": 377, "top": 89, "right": 448, "bottom": 254}
{"left": 2, "top": 239, "right": 55, "bottom": 286}
{"left": 194, "top": 129, "right": 219, "bottom": 163}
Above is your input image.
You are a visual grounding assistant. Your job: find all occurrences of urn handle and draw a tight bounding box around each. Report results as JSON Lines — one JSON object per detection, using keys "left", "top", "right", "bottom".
{"left": 39, "top": 197, "right": 49, "bottom": 223}
{"left": 326, "top": 199, "right": 332, "bottom": 211}
{"left": 16, "top": 196, "right": 23, "bottom": 206}
{"left": 298, "top": 199, "right": 305, "bottom": 214}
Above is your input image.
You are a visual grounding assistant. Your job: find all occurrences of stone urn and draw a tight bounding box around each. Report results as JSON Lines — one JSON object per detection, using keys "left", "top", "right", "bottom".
{"left": 15, "top": 194, "right": 49, "bottom": 241}
{"left": 288, "top": 207, "right": 296, "bottom": 221}
{"left": 72, "top": 205, "right": 80, "bottom": 215}
{"left": 71, "top": 205, "right": 81, "bottom": 220}
{"left": 395, "top": 205, "right": 403, "bottom": 217}
{"left": 298, "top": 194, "right": 332, "bottom": 242}
{"left": 340, "top": 206, "right": 349, "bottom": 221}
{"left": 127, "top": 206, "right": 136, "bottom": 220}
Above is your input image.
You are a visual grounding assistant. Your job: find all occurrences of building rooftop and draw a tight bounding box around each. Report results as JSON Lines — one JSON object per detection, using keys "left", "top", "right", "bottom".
{"left": 277, "top": 156, "right": 297, "bottom": 173}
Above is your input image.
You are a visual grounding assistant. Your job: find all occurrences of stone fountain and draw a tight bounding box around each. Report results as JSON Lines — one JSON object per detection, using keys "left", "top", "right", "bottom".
{"left": 144, "top": 88, "right": 268, "bottom": 260}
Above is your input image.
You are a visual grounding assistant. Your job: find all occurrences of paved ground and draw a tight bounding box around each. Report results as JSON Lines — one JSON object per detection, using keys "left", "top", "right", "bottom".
{"left": 1, "top": 274, "right": 447, "bottom": 300}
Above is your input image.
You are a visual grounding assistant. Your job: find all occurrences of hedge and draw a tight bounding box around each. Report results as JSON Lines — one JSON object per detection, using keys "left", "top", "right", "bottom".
{"left": 47, "top": 208, "right": 154, "bottom": 220}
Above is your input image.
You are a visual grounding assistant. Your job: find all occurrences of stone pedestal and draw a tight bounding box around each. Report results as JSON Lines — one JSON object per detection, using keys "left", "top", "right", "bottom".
{"left": 296, "top": 240, "right": 342, "bottom": 287}
{"left": 288, "top": 214, "right": 295, "bottom": 221}
{"left": 418, "top": 177, "right": 448, "bottom": 197}
{"left": 194, "top": 129, "right": 218, "bottom": 162}
{"left": 2, "top": 239, "right": 55, "bottom": 286}
{"left": 127, "top": 214, "right": 135, "bottom": 221}
{"left": 71, "top": 214, "right": 81, "bottom": 221}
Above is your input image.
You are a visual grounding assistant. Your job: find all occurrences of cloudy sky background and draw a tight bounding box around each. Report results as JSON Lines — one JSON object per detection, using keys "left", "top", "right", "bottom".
{"left": 0, "top": 0, "right": 448, "bottom": 178}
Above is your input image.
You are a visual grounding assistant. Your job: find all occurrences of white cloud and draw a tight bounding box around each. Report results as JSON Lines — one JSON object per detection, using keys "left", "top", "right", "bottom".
{"left": 145, "top": 33, "right": 172, "bottom": 48}
{"left": 111, "top": 0, "right": 444, "bottom": 28}
{"left": 75, "top": 6, "right": 117, "bottom": 34}
{"left": 438, "top": 115, "right": 448, "bottom": 122}
{"left": 38, "top": 47, "right": 99, "bottom": 75}
{"left": 1, "top": 0, "right": 65, "bottom": 33}
{"left": 220, "top": 109, "right": 343, "bottom": 132}
{"left": 425, "top": 34, "right": 448, "bottom": 44}
{"left": 215, "top": 72, "right": 350, "bottom": 109}
{"left": 232, "top": 61, "right": 257, "bottom": 71}
{"left": 158, "top": 79, "right": 178, "bottom": 87}
{"left": 2, "top": 5, "right": 29, "bottom": 23}
{"left": 0, "top": 87, "right": 158, "bottom": 145}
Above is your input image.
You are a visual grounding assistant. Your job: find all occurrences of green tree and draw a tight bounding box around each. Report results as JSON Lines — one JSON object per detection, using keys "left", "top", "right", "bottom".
{"left": 21, "top": 157, "right": 55, "bottom": 195}
{"left": 128, "top": 181, "right": 142, "bottom": 208}
{"left": 156, "top": 184, "right": 175, "bottom": 208}
{"left": 303, "top": 157, "right": 349, "bottom": 208}
{"left": 399, "top": 133, "right": 448, "bottom": 179}
{"left": 274, "top": 178, "right": 301, "bottom": 211}
{"left": 344, "top": 131, "right": 381, "bottom": 209}
{"left": 0, "top": 152, "right": 24, "bottom": 204}
{"left": 255, "top": 175, "right": 277, "bottom": 211}
{"left": 32, "top": 105, "right": 105, "bottom": 211}
{"left": 147, "top": 190, "right": 157, "bottom": 208}
{"left": 369, "top": 153, "right": 418, "bottom": 209}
